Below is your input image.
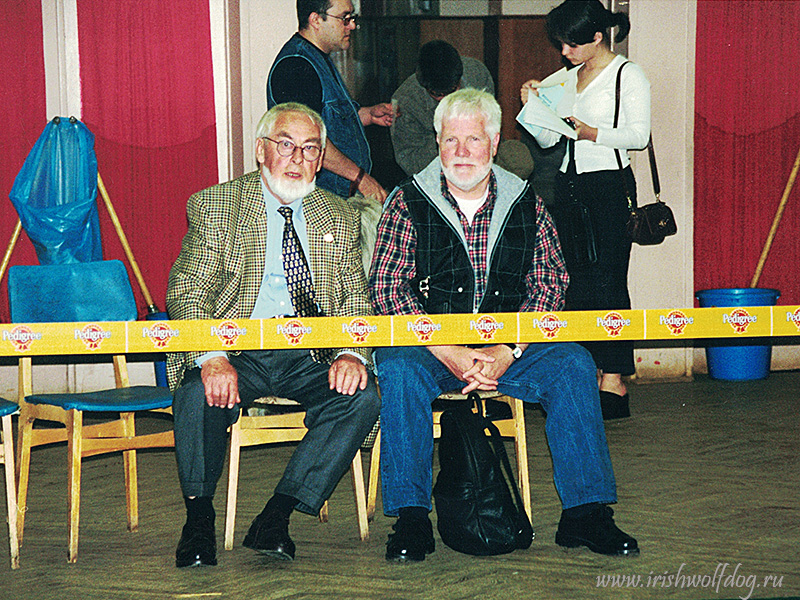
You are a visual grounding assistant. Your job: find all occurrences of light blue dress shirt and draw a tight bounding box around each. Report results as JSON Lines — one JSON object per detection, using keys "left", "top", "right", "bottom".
{"left": 195, "top": 179, "right": 309, "bottom": 367}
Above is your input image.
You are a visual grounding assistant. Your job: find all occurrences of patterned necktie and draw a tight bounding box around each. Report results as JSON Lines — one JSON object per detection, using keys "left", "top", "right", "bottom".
{"left": 278, "top": 205, "right": 320, "bottom": 318}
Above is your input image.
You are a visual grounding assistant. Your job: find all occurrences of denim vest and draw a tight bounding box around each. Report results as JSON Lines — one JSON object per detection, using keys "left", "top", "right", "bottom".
{"left": 268, "top": 34, "right": 372, "bottom": 198}
{"left": 399, "top": 161, "right": 538, "bottom": 315}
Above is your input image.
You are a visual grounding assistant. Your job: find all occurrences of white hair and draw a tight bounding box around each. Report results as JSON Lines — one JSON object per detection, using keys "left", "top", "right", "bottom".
{"left": 433, "top": 87, "right": 501, "bottom": 139}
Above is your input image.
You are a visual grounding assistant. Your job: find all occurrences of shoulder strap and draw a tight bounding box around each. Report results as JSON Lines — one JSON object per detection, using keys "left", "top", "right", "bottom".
{"left": 613, "top": 61, "right": 664, "bottom": 207}
{"left": 612, "top": 60, "right": 630, "bottom": 171}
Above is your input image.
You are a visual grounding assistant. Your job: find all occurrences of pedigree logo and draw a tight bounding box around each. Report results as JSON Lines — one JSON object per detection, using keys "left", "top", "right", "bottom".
{"left": 532, "top": 313, "right": 567, "bottom": 339}
{"left": 3, "top": 325, "right": 43, "bottom": 353}
{"left": 470, "top": 315, "right": 504, "bottom": 341}
{"left": 343, "top": 318, "right": 377, "bottom": 344}
{"left": 660, "top": 310, "right": 693, "bottom": 336}
{"left": 211, "top": 320, "right": 247, "bottom": 347}
{"left": 786, "top": 308, "right": 800, "bottom": 332}
{"left": 75, "top": 323, "right": 111, "bottom": 351}
{"left": 277, "top": 319, "right": 311, "bottom": 346}
{"left": 597, "top": 311, "right": 630, "bottom": 338}
{"left": 142, "top": 323, "right": 180, "bottom": 349}
{"left": 723, "top": 309, "right": 756, "bottom": 334}
{"left": 408, "top": 316, "right": 441, "bottom": 343}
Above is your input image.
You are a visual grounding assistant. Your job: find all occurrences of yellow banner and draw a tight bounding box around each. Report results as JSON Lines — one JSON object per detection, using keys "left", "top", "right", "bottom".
{"left": 3, "top": 307, "right": 800, "bottom": 357}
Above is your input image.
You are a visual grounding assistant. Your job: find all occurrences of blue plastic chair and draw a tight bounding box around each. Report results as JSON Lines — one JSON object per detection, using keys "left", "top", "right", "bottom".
{"left": 0, "top": 397, "right": 19, "bottom": 569}
{"left": 8, "top": 260, "right": 173, "bottom": 563}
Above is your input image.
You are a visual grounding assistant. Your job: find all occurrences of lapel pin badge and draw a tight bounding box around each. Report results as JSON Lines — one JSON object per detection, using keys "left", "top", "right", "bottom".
{"left": 323, "top": 233, "right": 335, "bottom": 243}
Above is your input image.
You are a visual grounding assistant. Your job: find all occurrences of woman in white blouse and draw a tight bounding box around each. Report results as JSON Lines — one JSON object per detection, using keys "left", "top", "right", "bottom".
{"left": 521, "top": 0, "right": 650, "bottom": 420}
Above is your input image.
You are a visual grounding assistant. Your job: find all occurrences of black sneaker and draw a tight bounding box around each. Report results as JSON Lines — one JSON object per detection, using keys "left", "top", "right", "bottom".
{"left": 555, "top": 505, "right": 639, "bottom": 556}
{"left": 385, "top": 516, "right": 435, "bottom": 562}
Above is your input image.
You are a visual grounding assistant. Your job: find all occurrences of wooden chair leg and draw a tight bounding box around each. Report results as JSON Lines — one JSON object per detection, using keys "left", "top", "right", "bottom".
{"left": 224, "top": 416, "right": 242, "bottom": 551}
{"left": 510, "top": 397, "right": 531, "bottom": 519}
{"left": 350, "top": 449, "right": 369, "bottom": 541}
{"left": 121, "top": 412, "right": 139, "bottom": 532}
{"left": 66, "top": 410, "right": 83, "bottom": 563}
{"left": 2, "top": 414, "right": 19, "bottom": 569}
{"left": 318, "top": 501, "right": 329, "bottom": 523}
{"left": 366, "top": 430, "right": 381, "bottom": 522}
{"left": 15, "top": 412, "right": 34, "bottom": 546}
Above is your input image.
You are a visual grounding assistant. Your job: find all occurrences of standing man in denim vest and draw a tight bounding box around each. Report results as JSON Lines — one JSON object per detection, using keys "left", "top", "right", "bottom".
{"left": 369, "top": 88, "right": 638, "bottom": 563}
{"left": 268, "top": 0, "right": 394, "bottom": 202}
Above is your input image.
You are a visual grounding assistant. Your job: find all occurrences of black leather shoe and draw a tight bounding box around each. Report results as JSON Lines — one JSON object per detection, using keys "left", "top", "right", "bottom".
{"left": 556, "top": 505, "right": 639, "bottom": 556}
{"left": 243, "top": 511, "right": 295, "bottom": 561}
{"left": 385, "top": 516, "right": 435, "bottom": 562}
{"left": 600, "top": 391, "right": 631, "bottom": 420}
{"left": 176, "top": 517, "right": 217, "bottom": 567}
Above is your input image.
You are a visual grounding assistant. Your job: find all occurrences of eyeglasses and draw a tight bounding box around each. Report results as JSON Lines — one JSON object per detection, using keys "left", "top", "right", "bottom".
{"left": 324, "top": 12, "right": 358, "bottom": 26}
{"left": 426, "top": 86, "right": 459, "bottom": 101}
{"left": 263, "top": 137, "right": 321, "bottom": 161}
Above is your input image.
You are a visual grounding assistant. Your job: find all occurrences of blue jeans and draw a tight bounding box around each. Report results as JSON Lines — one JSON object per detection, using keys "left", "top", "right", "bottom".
{"left": 375, "top": 343, "right": 617, "bottom": 516}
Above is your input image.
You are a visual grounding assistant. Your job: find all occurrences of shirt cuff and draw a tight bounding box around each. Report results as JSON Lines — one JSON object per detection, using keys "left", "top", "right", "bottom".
{"left": 196, "top": 351, "right": 228, "bottom": 368}
{"left": 334, "top": 350, "right": 368, "bottom": 365}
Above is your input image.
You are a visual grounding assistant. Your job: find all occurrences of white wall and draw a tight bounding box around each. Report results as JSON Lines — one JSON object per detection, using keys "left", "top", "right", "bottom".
{"left": 627, "top": 0, "right": 696, "bottom": 378}
{"left": 239, "top": 0, "right": 298, "bottom": 173}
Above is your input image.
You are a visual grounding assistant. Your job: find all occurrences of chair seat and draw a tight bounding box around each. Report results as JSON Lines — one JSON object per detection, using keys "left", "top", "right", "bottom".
{"left": 26, "top": 386, "right": 173, "bottom": 412}
{"left": 0, "top": 398, "right": 18, "bottom": 417}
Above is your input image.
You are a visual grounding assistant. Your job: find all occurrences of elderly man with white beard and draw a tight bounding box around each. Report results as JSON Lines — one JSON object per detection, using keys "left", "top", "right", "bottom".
{"left": 368, "top": 88, "right": 638, "bottom": 562}
{"left": 167, "top": 102, "right": 380, "bottom": 568}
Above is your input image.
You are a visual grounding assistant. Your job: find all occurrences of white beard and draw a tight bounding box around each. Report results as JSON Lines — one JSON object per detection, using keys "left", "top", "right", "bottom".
{"left": 441, "top": 161, "right": 492, "bottom": 194}
{"left": 263, "top": 169, "right": 316, "bottom": 203}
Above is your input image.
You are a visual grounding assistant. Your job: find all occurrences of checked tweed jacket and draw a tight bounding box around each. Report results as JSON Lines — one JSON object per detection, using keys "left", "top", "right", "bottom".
{"left": 166, "top": 170, "right": 372, "bottom": 391}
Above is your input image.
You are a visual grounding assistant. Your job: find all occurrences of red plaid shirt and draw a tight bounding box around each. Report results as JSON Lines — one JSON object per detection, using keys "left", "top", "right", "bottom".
{"left": 369, "top": 171, "right": 568, "bottom": 315}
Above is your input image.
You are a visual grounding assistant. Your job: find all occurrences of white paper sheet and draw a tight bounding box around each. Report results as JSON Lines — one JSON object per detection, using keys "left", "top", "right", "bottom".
{"left": 516, "top": 90, "right": 577, "bottom": 140}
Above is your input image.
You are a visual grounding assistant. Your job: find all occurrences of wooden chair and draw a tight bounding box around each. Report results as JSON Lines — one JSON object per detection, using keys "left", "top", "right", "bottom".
{"left": 1, "top": 398, "right": 20, "bottom": 569}
{"left": 9, "top": 260, "right": 174, "bottom": 563}
{"left": 367, "top": 390, "right": 531, "bottom": 522}
{"left": 224, "top": 396, "right": 369, "bottom": 550}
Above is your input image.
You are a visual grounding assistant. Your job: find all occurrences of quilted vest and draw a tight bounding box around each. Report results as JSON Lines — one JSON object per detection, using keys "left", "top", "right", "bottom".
{"left": 400, "top": 162, "right": 539, "bottom": 315}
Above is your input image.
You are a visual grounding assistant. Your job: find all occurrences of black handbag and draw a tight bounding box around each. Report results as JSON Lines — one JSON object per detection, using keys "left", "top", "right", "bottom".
{"left": 613, "top": 62, "right": 677, "bottom": 246}
{"left": 433, "top": 392, "right": 534, "bottom": 556}
{"left": 549, "top": 138, "right": 598, "bottom": 268}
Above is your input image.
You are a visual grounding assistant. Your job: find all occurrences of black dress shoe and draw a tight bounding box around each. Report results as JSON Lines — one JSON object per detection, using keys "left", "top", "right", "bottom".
{"left": 555, "top": 505, "right": 639, "bottom": 556}
{"left": 600, "top": 391, "right": 631, "bottom": 420}
{"left": 176, "top": 517, "right": 217, "bottom": 568}
{"left": 385, "top": 516, "right": 435, "bottom": 562}
{"left": 243, "top": 511, "right": 295, "bottom": 561}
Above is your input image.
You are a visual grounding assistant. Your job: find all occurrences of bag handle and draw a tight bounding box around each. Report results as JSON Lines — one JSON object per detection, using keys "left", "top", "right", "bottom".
{"left": 467, "top": 393, "right": 529, "bottom": 520}
{"left": 613, "top": 61, "right": 663, "bottom": 207}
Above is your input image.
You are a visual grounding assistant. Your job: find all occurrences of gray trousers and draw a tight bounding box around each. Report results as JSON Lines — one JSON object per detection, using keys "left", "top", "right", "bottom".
{"left": 172, "top": 349, "right": 380, "bottom": 515}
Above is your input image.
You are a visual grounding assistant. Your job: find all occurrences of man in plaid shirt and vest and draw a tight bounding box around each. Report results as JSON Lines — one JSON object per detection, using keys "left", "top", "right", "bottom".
{"left": 369, "top": 88, "right": 638, "bottom": 562}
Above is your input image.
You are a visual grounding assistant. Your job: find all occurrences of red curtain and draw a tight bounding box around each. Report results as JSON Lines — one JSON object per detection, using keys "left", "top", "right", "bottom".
{"left": 78, "top": 0, "right": 219, "bottom": 317}
{"left": 694, "top": 0, "right": 800, "bottom": 304}
{"left": 0, "top": 0, "right": 47, "bottom": 322}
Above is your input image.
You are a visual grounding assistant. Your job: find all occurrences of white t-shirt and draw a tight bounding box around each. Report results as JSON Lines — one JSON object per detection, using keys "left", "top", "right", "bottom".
{"left": 451, "top": 187, "right": 490, "bottom": 226}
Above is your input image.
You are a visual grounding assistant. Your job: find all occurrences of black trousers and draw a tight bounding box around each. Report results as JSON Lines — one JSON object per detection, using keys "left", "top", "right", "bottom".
{"left": 172, "top": 349, "right": 381, "bottom": 515}
{"left": 555, "top": 166, "right": 636, "bottom": 376}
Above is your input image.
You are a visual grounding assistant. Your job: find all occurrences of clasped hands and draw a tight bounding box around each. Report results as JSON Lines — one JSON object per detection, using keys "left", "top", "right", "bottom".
{"left": 200, "top": 354, "right": 369, "bottom": 409}
{"left": 428, "top": 344, "right": 523, "bottom": 395}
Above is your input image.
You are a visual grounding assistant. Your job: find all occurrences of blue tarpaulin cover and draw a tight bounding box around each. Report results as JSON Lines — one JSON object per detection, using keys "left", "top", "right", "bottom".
{"left": 9, "top": 117, "right": 102, "bottom": 264}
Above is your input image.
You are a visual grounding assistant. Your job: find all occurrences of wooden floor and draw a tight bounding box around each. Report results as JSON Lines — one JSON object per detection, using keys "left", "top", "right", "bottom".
{"left": 1, "top": 372, "right": 799, "bottom": 600}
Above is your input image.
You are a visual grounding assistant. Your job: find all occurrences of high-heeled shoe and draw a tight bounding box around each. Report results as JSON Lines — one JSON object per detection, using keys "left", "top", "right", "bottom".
{"left": 599, "top": 390, "right": 630, "bottom": 420}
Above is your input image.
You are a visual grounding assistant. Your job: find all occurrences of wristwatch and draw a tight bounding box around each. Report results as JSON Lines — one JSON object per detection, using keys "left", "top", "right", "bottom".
{"left": 504, "top": 343, "right": 523, "bottom": 359}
